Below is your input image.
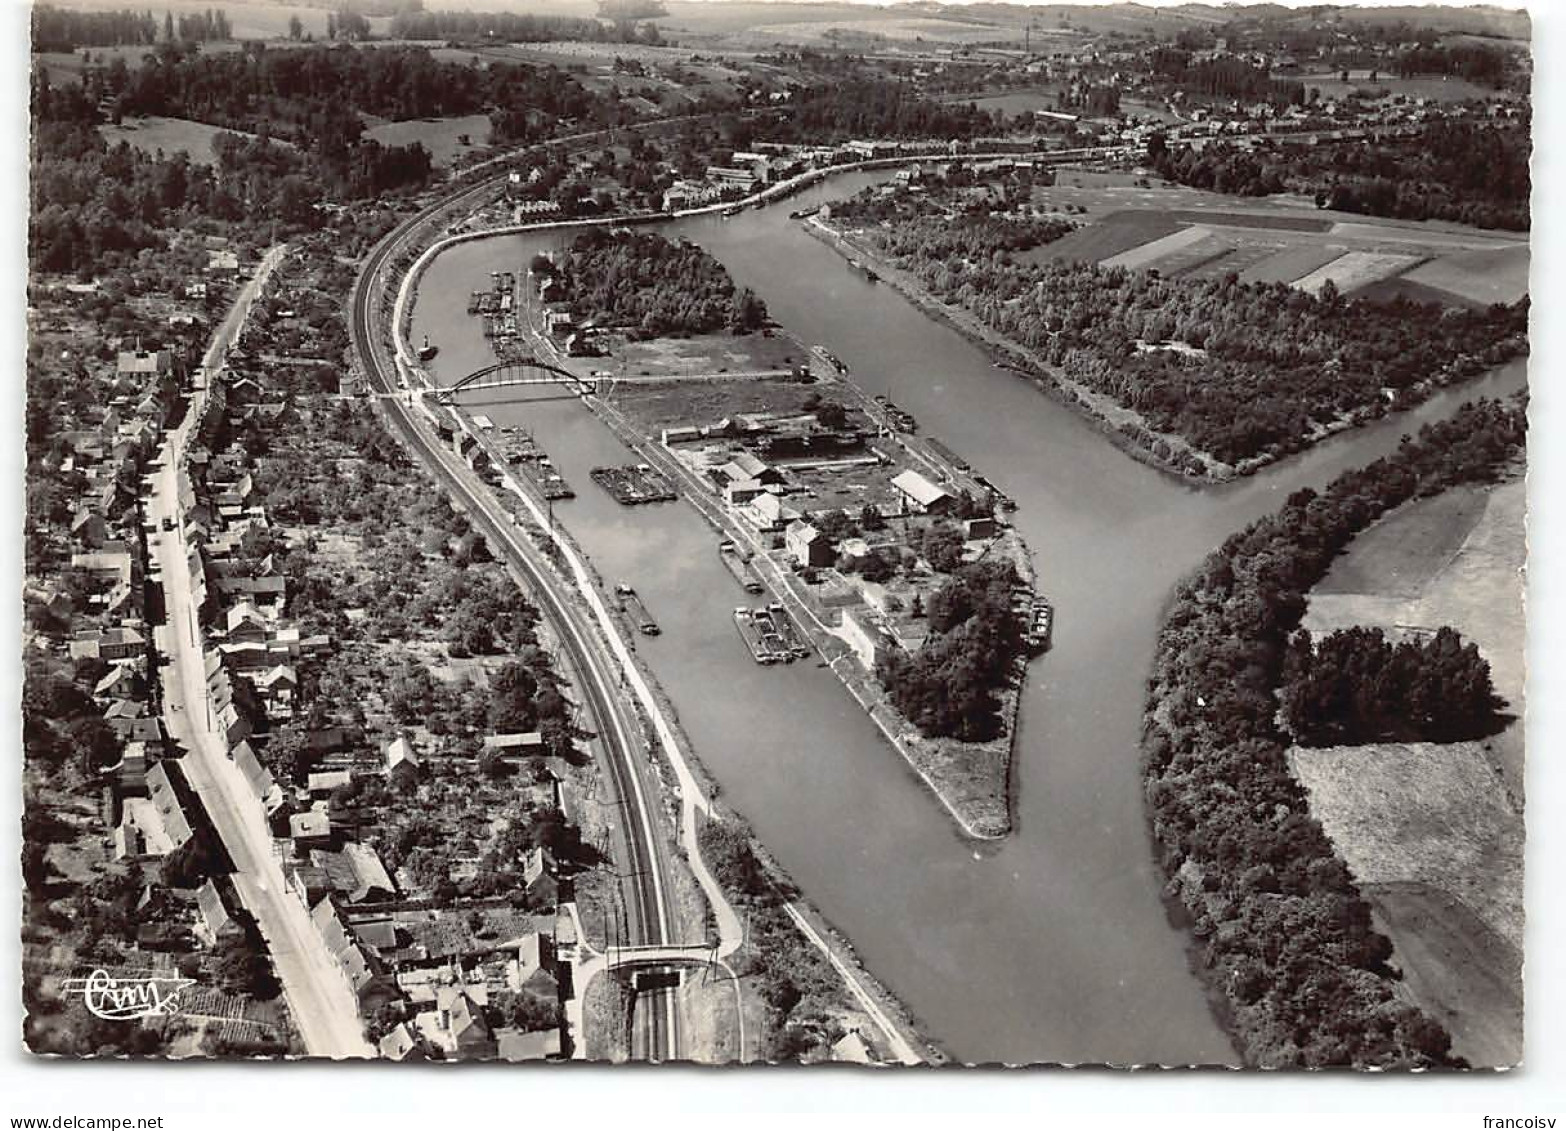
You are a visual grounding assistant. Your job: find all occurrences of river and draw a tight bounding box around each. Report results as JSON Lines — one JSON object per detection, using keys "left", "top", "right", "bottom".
{"left": 409, "top": 173, "right": 1527, "bottom": 1065}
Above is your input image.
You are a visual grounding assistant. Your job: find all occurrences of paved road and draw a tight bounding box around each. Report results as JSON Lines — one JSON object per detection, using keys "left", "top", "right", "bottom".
{"left": 148, "top": 247, "right": 375, "bottom": 1059}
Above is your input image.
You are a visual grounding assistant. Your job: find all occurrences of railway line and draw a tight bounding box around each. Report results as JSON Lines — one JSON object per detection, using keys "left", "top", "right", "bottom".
{"left": 349, "top": 160, "right": 683, "bottom": 1060}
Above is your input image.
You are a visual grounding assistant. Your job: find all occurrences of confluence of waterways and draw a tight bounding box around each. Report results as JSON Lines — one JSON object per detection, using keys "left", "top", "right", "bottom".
{"left": 410, "top": 169, "right": 1528, "bottom": 1065}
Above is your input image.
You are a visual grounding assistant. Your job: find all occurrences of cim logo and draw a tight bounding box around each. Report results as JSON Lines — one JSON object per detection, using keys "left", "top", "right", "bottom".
{"left": 61, "top": 970, "right": 193, "bottom": 1021}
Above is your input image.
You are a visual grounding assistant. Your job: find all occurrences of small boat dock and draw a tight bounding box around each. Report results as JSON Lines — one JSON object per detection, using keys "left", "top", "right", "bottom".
{"left": 616, "top": 583, "right": 660, "bottom": 635}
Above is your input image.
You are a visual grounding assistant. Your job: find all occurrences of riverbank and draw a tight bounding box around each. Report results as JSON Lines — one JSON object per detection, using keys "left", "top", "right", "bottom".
{"left": 806, "top": 215, "right": 1528, "bottom": 486}
{"left": 804, "top": 217, "right": 1221, "bottom": 483}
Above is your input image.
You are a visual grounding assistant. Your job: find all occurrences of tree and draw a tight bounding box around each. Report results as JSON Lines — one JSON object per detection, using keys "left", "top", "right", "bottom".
{"left": 288, "top": 14, "right": 303, "bottom": 39}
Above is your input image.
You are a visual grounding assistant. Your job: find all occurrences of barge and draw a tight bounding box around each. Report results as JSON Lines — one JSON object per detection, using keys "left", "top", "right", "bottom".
{"left": 733, "top": 606, "right": 790, "bottom": 664}
{"left": 718, "top": 540, "right": 765, "bottom": 594}
{"left": 615, "top": 584, "right": 660, "bottom": 635}
{"left": 590, "top": 464, "right": 676, "bottom": 506}
{"left": 1027, "top": 597, "right": 1054, "bottom": 653}
{"left": 761, "top": 602, "right": 811, "bottom": 659}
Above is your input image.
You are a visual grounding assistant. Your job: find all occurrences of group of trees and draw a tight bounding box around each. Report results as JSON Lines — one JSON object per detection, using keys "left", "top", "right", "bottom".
{"left": 876, "top": 561, "right": 1021, "bottom": 742}
{"left": 28, "top": 54, "right": 443, "bottom": 274}
{"left": 778, "top": 79, "right": 1000, "bottom": 142}
{"left": 1142, "top": 395, "right": 1525, "bottom": 1067}
{"left": 1151, "top": 121, "right": 1531, "bottom": 232}
{"left": 830, "top": 182, "right": 1074, "bottom": 263}
{"left": 386, "top": 9, "right": 658, "bottom": 44}
{"left": 32, "top": 6, "right": 232, "bottom": 52}
{"left": 1280, "top": 625, "right": 1501, "bottom": 745}
{"left": 33, "top": 6, "right": 161, "bottom": 51}
{"left": 830, "top": 190, "right": 1529, "bottom": 466}
{"left": 1394, "top": 42, "right": 1516, "bottom": 87}
{"left": 1145, "top": 47, "right": 1308, "bottom": 108}
{"left": 697, "top": 817, "right": 857, "bottom": 1061}
{"left": 556, "top": 229, "right": 768, "bottom": 336}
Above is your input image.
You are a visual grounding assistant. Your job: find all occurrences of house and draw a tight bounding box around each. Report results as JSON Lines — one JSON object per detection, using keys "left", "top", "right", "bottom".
{"left": 830, "top": 1028, "right": 879, "bottom": 1064}
{"left": 307, "top": 770, "right": 352, "bottom": 799}
{"left": 310, "top": 898, "right": 389, "bottom": 1005}
{"left": 71, "top": 508, "right": 109, "bottom": 548}
{"left": 378, "top": 1022, "right": 425, "bottom": 1062}
{"left": 724, "top": 478, "right": 766, "bottom": 506}
{"left": 510, "top": 933, "right": 558, "bottom": 1000}
{"left": 784, "top": 520, "right": 832, "bottom": 568}
{"left": 116, "top": 349, "right": 173, "bottom": 378}
{"left": 891, "top": 469, "right": 953, "bottom": 516}
{"left": 193, "top": 879, "right": 244, "bottom": 946}
{"left": 747, "top": 492, "right": 797, "bottom": 532}
{"left": 719, "top": 452, "right": 780, "bottom": 486}
{"left": 310, "top": 843, "right": 396, "bottom": 905}
{"left": 497, "top": 1027, "right": 562, "bottom": 1062}
{"left": 483, "top": 732, "right": 545, "bottom": 756}
{"left": 252, "top": 664, "right": 298, "bottom": 716}
{"left": 70, "top": 623, "right": 143, "bottom": 663}
{"left": 839, "top": 608, "right": 895, "bottom": 671}
{"left": 114, "top": 798, "right": 175, "bottom": 860}
{"left": 522, "top": 846, "right": 560, "bottom": 907}
{"left": 384, "top": 735, "right": 420, "bottom": 774}
{"left": 94, "top": 664, "right": 145, "bottom": 702}
{"left": 232, "top": 739, "right": 283, "bottom": 814}
{"left": 146, "top": 761, "right": 197, "bottom": 852}
{"left": 435, "top": 985, "right": 496, "bottom": 1060}
{"left": 289, "top": 809, "right": 333, "bottom": 849}
{"left": 207, "top": 249, "right": 239, "bottom": 274}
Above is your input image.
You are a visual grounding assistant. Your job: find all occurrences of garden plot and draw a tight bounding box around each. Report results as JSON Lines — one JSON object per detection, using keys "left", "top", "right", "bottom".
{"left": 1403, "top": 245, "right": 1531, "bottom": 306}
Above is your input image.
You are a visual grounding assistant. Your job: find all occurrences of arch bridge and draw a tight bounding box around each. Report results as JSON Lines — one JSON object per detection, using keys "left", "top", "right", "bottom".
{"left": 430, "top": 357, "right": 596, "bottom": 403}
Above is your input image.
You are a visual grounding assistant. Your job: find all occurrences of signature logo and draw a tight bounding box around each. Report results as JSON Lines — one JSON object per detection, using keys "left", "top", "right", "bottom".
{"left": 61, "top": 970, "right": 193, "bottom": 1021}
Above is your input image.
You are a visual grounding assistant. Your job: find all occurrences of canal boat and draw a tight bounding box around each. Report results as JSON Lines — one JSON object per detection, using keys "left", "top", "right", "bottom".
{"left": 764, "top": 602, "right": 812, "bottom": 659}
{"left": 1028, "top": 597, "right": 1054, "bottom": 653}
{"left": 718, "top": 540, "right": 765, "bottom": 594}
{"left": 733, "top": 607, "right": 783, "bottom": 664}
{"left": 615, "top": 583, "right": 659, "bottom": 635}
{"left": 418, "top": 334, "right": 439, "bottom": 362}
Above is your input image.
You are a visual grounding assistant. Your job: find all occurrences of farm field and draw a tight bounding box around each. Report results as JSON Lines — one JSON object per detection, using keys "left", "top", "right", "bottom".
{"left": 1402, "top": 245, "right": 1532, "bottom": 306}
{"left": 1301, "top": 478, "right": 1526, "bottom": 793}
{"left": 1287, "top": 475, "right": 1526, "bottom": 1067}
{"left": 1281, "top": 71, "right": 1505, "bottom": 104}
{"left": 1026, "top": 182, "right": 1529, "bottom": 305}
{"left": 1364, "top": 881, "right": 1523, "bottom": 1069}
{"left": 99, "top": 115, "right": 251, "bottom": 165}
{"left": 361, "top": 113, "right": 495, "bottom": 168}
{"left": 1288, "top": 740, "right": 1523, "bottom": 1067}
{"left": 1290, "top": 250, "right": 1426, "bottom": 296}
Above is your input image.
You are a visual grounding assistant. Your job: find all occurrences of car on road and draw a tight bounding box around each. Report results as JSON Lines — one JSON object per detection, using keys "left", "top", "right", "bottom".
{"left": 162, "top": 517, "right": 175, "bottom": 532}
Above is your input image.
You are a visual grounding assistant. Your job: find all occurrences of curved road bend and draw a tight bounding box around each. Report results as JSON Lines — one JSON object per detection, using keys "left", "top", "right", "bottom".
{"left": 150, "top": 247, "right": 375, "bottom": 1059}
{"left": 352, "top": 209, "right": 683, "bottom": 1059}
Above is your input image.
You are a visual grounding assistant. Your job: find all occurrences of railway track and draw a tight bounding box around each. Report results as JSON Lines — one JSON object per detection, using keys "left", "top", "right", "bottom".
{"left": 349, "top": 165, "right": 681, "bottom": 1060}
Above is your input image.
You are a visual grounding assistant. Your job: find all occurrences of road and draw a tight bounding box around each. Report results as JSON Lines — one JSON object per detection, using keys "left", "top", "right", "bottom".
{"left": 351, "top": 206, "right": 685, "bottom": 1059}
{"left": 147, "top": 246, "right": 376, "bottom": 1059}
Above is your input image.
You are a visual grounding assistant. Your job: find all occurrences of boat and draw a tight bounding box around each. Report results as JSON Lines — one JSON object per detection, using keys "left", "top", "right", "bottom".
{"left": 811, "top": 345, "right": 848, "bottom": 375}
{"left": 1028, "top": 597, "right": 1054, "bottom": 653}
{"left": 733, "top": 607, "right": 781, "bottom": 664}
{"left": 765, "top": 602, "right": 811, "bottom": 659}
{"left": 418, "top": 334, "right": 439, "bottom": 362}
{"left": 615, "top": 583, "right": 659, "bottom": 636}
{"left": 718, "top": 540, "right": 765, "bottom": 594}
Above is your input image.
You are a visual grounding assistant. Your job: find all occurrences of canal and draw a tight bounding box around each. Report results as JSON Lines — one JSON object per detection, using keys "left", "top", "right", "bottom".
{"left": 409, "top": 174, "right": 1528, "bottom": 1065}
